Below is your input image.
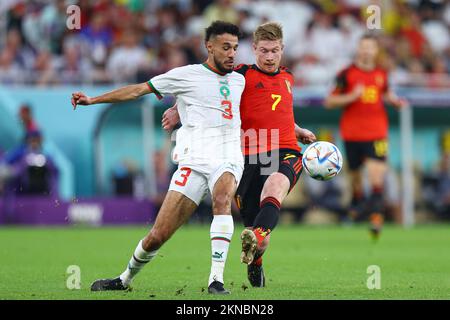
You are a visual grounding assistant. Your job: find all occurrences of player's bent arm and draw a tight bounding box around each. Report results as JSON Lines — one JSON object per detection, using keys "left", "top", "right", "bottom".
{"left": 383, "top": 89, "right": 409, "bottom": 110}
{"left": 90, "top": 83, "right": 152, "bottom": 104}
{"left": 323, "top": 92, "right": 358, "bottom": 109}
{"left": 324, "top": 84, "right": 363, "bottom": 109}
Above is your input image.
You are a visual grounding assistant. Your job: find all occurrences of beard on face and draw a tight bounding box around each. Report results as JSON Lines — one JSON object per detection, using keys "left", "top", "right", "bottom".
{"left": 214, "top": 56, "right": 234, "bottom": 74}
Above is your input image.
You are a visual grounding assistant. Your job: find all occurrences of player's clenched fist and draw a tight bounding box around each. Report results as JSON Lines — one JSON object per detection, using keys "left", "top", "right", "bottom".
{"left": 71, "top": 92, "right": 92, "bottom": 110}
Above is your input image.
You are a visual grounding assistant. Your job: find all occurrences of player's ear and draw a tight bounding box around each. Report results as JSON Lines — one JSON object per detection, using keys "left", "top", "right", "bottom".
{"left": 205, "top": 40, "right": 213, "bottom": 54}
{"left": 252, "top": 42, "right": 257, "bottom": 53}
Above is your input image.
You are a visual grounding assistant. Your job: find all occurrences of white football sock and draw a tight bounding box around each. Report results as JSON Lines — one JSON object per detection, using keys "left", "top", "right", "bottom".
{"left": 208, "top": 215, "right": 234, "bottom": 286}
{"left": 119, "top": 240, "right": 158, "bottom": 287}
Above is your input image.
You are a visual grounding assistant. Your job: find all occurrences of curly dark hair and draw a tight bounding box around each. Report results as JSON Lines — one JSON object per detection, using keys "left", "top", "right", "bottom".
{"left": 205, "top": 21, "right": 241, "bottom": 41}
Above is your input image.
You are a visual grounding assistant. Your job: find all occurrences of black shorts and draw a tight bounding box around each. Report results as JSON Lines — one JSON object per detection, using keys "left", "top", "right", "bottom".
{"left": 235, "top": 149, "right": 303, "bottom": 227}
{"left": 344, "top": 139, "right": 388, "bottom": 170}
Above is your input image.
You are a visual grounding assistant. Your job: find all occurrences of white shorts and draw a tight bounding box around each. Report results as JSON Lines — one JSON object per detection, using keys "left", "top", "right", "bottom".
{"left": 168, "top": 161, "right": 244, "bottom": 206}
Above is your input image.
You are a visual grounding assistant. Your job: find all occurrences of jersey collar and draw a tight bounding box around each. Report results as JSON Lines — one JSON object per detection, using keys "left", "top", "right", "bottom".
{"left": 202, "top": 62, "right": 228, "bottom": 76}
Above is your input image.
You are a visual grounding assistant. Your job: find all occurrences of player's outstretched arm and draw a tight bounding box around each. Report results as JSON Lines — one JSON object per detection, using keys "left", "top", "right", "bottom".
{"left": 295, "top": 124, "right": 316, "bottom": 144}
{"left": 71, "top": 82, "right": 152, "bottom": 110}
{"left": 162, "top": 104, "right": 180, "bottom": 132}
{"left": 323, "top": 84, "right": 364, "bottom": 109}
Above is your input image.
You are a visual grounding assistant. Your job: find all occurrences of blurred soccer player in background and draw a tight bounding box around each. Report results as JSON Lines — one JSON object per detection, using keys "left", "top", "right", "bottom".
{"left": 71, "top": 21, "right": 245, "bottom": 295}
{"left": 324, "top": 34, "right": 408, "bottom": 239}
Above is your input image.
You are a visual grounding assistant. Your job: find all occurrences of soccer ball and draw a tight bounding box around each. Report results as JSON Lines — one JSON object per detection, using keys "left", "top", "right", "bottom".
{"left": 302, "top": 141, "right": 343, "bottom": 181}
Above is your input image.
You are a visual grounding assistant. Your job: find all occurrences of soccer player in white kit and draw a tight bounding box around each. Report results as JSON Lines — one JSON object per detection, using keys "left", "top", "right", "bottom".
{"left": 71, "top": 21, "right": 245, "bottom": 294}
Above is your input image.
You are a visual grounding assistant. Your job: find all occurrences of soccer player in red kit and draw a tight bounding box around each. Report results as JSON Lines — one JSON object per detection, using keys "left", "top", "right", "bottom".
{"left": 163, "top": 22, "right": 316, "bottom": 287}
{"left": 233, "top": 22, "right": 316, "bottom": 288}
{"left": 324, "top": 34, "right": 408, "bottom": 239}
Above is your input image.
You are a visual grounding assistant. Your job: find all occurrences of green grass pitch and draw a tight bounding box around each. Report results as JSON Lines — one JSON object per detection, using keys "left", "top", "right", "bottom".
{"left": 1, "top": 224, "right": 449, "bottom": 300}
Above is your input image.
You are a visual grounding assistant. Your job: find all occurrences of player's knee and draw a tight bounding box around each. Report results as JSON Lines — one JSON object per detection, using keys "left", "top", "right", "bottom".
{"left": 261, "top": 173, "right": 289, "bottom": 201}
{"left": 368, "top": 172, "right": 385, "bottom": 188}
{"left": 212, "top": 192, "right": 232, "bottom": 212}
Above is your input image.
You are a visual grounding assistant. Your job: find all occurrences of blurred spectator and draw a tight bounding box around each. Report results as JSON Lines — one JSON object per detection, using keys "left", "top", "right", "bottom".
{"left": 4, "top": 28, "right": 34, "bottom": 69}
{"left": 421, "top": 11, "right": 450, "bottom": 55}
{"left": 291, "top": 10, "right": 363, "bottom": 85}
{"left": 33, "top": 49, "right": 55, "bottom": 86}
{"left": 106, "top": 29, "right": 149, "bottom": 83}
{"left": 182, "top": 32, "right": 207, "bottom": 65}
{"left": 19, "top": 104, "right": 39, "bottom": 134}
{"left": 2, "top": 104, "right": 40, "bottom": 168}
{"left": 0, "top": 27, "right": 32, "bottom": 83}
{"left": 0, "top": 46, "right": 22, "bottom": 84}
{"left": 399, "top": 10, "right": 430, "bottom": 60}
{"left": 112, "top": 159, "right": 143, "bottom": 197}
{"left": 21, "top": 2, "right": 44, "bottom": 52}
{"left": 55, "top": 40, "right": 92, "bottom": 84}
{"left": 203, "top": 0, "right": 239, "bottom": 25}
{"left": 5, "top": 1, "right": 27, "bottom": 32}
{"left": 39, "top": 0, "right": 68, "bottom": 54}
{"left": 0, "top": 105, "right": 58, "bottom": 196}
{"left": 80, "top": 12, "right": 113, "bottom": 68}
{"left": 2, "top": 130, "right": 58, "bottom": 196}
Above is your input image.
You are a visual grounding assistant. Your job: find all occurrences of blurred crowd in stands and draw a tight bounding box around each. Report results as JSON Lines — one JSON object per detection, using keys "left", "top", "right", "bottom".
{"left": 0, "top": 0, "right": 449, "bottom": 87}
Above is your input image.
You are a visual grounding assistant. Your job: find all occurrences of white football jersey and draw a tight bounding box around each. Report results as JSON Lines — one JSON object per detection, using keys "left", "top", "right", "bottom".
{"left": 148, "top": 63, "right": 245, "bottom": 165}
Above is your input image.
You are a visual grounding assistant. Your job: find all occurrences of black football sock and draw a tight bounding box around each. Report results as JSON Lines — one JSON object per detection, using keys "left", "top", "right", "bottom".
{"left": 253, "top": 196, "right": 281, "bottom": 246}
{"left": 369, "top": 186, "right": 384, "bottom": 214}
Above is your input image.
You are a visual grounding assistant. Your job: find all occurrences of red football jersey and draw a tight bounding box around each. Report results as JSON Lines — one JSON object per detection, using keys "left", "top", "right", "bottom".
{"left": 235, "top": 64, "right": 300, "bottom": 155}
{"left": 332, "top": 64, "right": 389, "bottom": 141}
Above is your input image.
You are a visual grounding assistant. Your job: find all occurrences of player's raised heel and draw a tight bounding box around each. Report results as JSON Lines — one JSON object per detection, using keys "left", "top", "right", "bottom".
{"left": 240, "top": 229, "right": 257, "bottom": 265}
{"left": 90, "top": 277, "right": 129, "bottom": 291}
{"left": 208, "top": 281, "right": 230, "bottom": 295}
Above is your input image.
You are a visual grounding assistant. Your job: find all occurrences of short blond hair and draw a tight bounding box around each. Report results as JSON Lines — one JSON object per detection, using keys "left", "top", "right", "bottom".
{"left": 253, "top": 22, "right": 283, "bottom": 44}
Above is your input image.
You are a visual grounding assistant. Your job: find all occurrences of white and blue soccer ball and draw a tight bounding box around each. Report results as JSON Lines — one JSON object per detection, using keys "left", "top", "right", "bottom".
{"left": 302, "top": 141, "right": 343, "bottom": 181}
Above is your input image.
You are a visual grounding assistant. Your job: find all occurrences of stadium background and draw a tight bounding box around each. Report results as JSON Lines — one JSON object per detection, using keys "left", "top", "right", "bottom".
{"left": 0, "top": 0, "right": 450, "bottom": 300}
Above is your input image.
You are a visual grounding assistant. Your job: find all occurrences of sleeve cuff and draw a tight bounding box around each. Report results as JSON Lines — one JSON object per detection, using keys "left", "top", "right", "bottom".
{"left": 146, "top": 81, "right": 163, "bottom": 100}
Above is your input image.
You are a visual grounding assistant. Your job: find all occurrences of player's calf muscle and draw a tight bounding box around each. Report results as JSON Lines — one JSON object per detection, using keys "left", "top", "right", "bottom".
{"left": 142, "top": 191, "right": 197, "bottom": 250}
{"left": 212, "top": 173, "right": 236, "bottom": 214}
